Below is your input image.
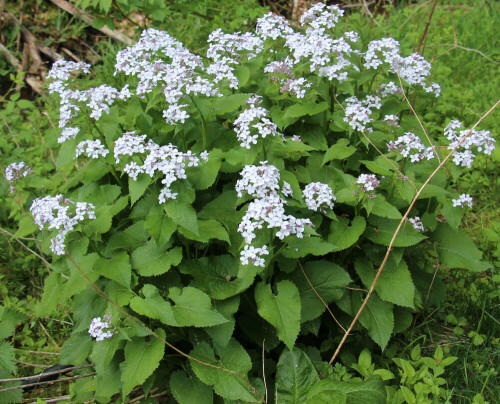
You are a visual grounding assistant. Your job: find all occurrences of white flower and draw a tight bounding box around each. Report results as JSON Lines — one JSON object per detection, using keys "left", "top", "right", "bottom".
{"left": 30, "top": 195, "right": 95, "bottom": 255}
{"left": 75, "top": 139, "right": 109, "bottom": 159}
{"left": 444, "top": 120, "right": 495, "bottom": 168}
{"left": 88, "top": 316, "right": 116, "bottom": 341}
{"left": 163, "top": 104, "right": 190, "bottom": 125}
{"left": 233, "top": 103, "right": 283, "bottom": 149}
{"left": 408, "top": 216, "right": 425, "bottom": 232}
{"left": 343, "top": 95, "right": 381, "bottom": 132}
{"left": 356, "top": 174, "right": 380, "bottom": 198}
{"left": 387, "top": 132, "right": 434, "bottom": 162}
{"left": 240, "top": 245, "right": 269, "bottom": 267}
{"left": 303, "top": 182, "right": 336, "bottom": 212}
{"left": 452, "top": 193, "right": 473, "bottom": 208}
{"left": 5, "top": 162, "right": 33, "bottom": 183}
{"left": 256, "top": 13, "right": 294, "bottom": 40}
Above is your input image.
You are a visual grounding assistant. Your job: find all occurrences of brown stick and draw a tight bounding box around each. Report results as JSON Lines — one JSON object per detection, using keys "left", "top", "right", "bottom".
{"left": 0, "top": 372, "right": 96, "bottom": 393}
{"left": 0, "top": 364, "right": 94, "bottom": 383}
{"left": 48, "top": 0, "right": 132, "bottom": 45}
{"left": 27, "top": 396, "right": 70, "bottom": 404}
{"left": 329, "top": 98, "right": 500, "bottom": 364}
{"left": 416, "top": 0, "right": 438, "bottom": 54}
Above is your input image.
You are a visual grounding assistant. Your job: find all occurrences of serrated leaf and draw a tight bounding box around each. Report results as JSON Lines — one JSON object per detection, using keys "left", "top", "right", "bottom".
{"left": 131, "top": 240, "right": 182, "bottom": 276}
{"left": 60, "top": 333, "right": 93, "bottom": 365}
{"left": 169, "top": 287, "right": 228, "bottom": 327}
{"left": 322, "top": 139, "right": 356, "bottom": 165}
{"left": 94, "top": 252, "right": 131, "bottom": 288}
{"left": 179, "top": 255, "right": 255, "bottom": 300}
{"left": 282, "top": 237, "right": 336, "bottom": 258}
{"left": 255, "top": 280, "right": 301, "bottom": 349}
{"left": 432, "top": 223, "right": 491, "bottom": 272}
{"left": 361, "top": 159, "right": 393, "bottom": 176}
{"left": 164, "top": 200, "right": 199, "bottom": 235}
{"left": 190, "top": 340, "right": 255, "bottom": 401}
{"left": 170, "top": 370, "right": 213, "bottom": 404}
{"left": 205, "top": 296, "right": 239, "bottom": 347}
{"left": 108, "top": 221, "right": 148, "bottom": 251}
{"left": 0, "top": 342, "right": 16, "bottom": 373}
{"left": 178, "top": 219, "right": 229, "bottom": 243}
{"left": 212, "top": 93, "right": 251, "bottom": 115}
{"left": 328, "top": 216, "right": 366, "bottom": 252}
{"left": 86, "top": 206, "right": 113, "bottom": 234}
{"left": 360, "top": 295, "right": 394, "bottom": 350}
{"left": 276, "top": 347, "right": 319, "bottom": 403}
{"left": 189, "top": 152, "right": 221, "bottom": 190}
{"left": 145, "top": 208, "right": 177, "bottom": 245}
{"left": 130, "top": 284, "right": 179, "bottom": 326}
{"left": 355, "top": 257, "right": 415, "bottom": 308}
{"left": 91, "top": 335, "right": 121, "bottom": 374}
{"left": 13, "top": 216, "right": 38, "bottom": 238}
{"left": 306, "top": 376, "right": 386, "bottom": 404}
{"left": 129, "top": 174, "right": 152, "bottom": 206}
{"left": 371, "top": 197, "right": 402, "bottom": 219}
{"left": 292, "top": 261, "right": 351, "bottom": 322}
{"left": 284, "top": 102, "right": 328, "bottom": 118}
{"left": 121, "top": 329, "right": 166, "bottom": 397}
{"left": 366, "top": 216, "right": 426, "bottom": 247}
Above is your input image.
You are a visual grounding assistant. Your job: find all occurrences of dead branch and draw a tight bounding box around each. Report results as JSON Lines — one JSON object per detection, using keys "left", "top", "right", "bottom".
{"left": 48, "top": 0, "right": 132, "bottom": 46}
{"left": 0, "top": 364, "right": 94, "bottom": 383}
{"left": 0, "top": 372, "right": 97, "bottom": 393}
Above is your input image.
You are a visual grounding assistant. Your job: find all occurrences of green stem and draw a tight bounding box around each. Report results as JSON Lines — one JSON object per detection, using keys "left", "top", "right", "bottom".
{"left": 189, "top": 95, "right": 207, "bottom": 149}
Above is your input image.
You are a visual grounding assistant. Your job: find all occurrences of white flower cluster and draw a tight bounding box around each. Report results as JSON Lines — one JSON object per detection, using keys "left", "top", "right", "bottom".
{"left": 343, "top": 95, "right": 381, "bottom": 132}
{"left": 113, "top": 131, "right": 201, "bottom": 203}
{"left": 88, "top": 316, "right": 116, "bottom": 341}
{"left": 377, "top": 81, "right": 403, "bottom": 97}
{"left": 444, "top": 120, "right": 496, "bottom": 168}
{"left": 387, "top": 132, "right": 435, "bottom": 162}
{"left": 236, "top": 162, "right": 312, "bottom": 266}
{"left": 452, "top": 193, "right": 473, "bottom": 208}
{"left": 5, "top": 161, "right": 33, "bottom": 183}
{"left": 256, "top": 13, "right": 294, "bottom": 40}
{"left": 240, "top": 245, "right": 269, "bottom": 267}
{"left": 75, "top": 139, "right": 110, "bottom": 159}
{"left": 364, "top": 38, "right": 440, "bottom": 95}
{"left": 47, "top": 60, "right": 131, "bottom": 132}
{"left": 382, "top": 114, "right": 400, "bottom": 127}
{"left": 356, "top": 174, "right": 380, "bottom": 198}
{"left": 300, "top": 3, "right": 344, "bottom": 30}
{"left": 207, "top": 28, "right": 263, "bottom": 89}
{"left": 303, "top": 182, "right": 336, "bottom": 213}
{"left": 264, "top": 58, "right": 311, "bottom": 98}
{"left": 30, "top": 195, "right": 95, "bottom": 255}
{"left": 408, "top": 216, "right": 425, "bottom": 232}
{"left": 233, "top": 97, "right": 283, "bottom": 148}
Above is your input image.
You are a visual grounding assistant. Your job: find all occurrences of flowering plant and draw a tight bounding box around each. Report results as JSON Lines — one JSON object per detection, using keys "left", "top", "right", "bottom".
{"left": 7, "top": 3, "right": 495, "bottom": 402}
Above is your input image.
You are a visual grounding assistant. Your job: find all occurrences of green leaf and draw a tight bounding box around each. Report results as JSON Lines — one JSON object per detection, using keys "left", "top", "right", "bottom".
{"left": 370, "top": 197, "right": 402, "bottom": 219}
{"left": 170, "top": 370, "right": 213, "bottom": 404}
{"left": 355, "top": 257, "right": 415, "bottom": 308}
{"left": 130, "top": 284, "right": 179, "bottom": 326}
{"left": 169, "top": 287, "right": 228, "bottom": 327}
{"left": 145, "top": 208, "right": 177, "bottom": 245}
{"left": 94, "top": 252, "right": 132, "bottom": 289}
{"left": 190, "top": 340, "right": 255, "bottom": 401}
{"left": 179, "top": 255, "right": 255, "bottom": 300}
{"left": 432, "top": 223, "right": 491, "bottom": 272}
{"left": 282, "top": 237, "right": 336, "bottom": 258}
{"left": 292, "top": 261, "right": 351, "bottom": 322}
{"left": 164, "top": 200, "right": 199, "bottom": 235}
{"left": 366, "top": 216, "right": 426, "bottom": 247}
{"left": 86, "top": 206, "right": 113, "bottom": 234}
{"left": 131, "top": 240, "right": 182, "bottom": 276}
{"left": 178, "top": 219, "right": 229, "bottom": 243}
{"left": 284, "top": 102, "right": 328, "bottom": 119}
{"left": 205, "top": 296, "right": 239, "bottom": 347}
{"left": 328, "top": 216, "right": 366, "bottom": 252}
{"left": 276, "top": 347, "right": 320, "bottom": 404}
{"left": 35, "top": 272, "right": 62, "bottom": 316}
{"left": 0, "top": 341, "right": 16, "bottom": 373}
{"left": 13, "top": 216, "right": 39, "bottom": 238}
{"left": 189, "top": 152, "right": 221, "bottom": 190}
{"left": 307, "top": 376, "right": 386, "bottom": 404}
{"left": 91, "top": 335, "right": 121, "bottom": 374}
{"left": 322, "top": 139, "right": 356, "bottom": 165}
{"left": 212, "top": 94, "right": 251, "bottom": 115}
{"left": 360, "top": 294, "right": 394, "bottom": 350}
{"left": 361, "top": 159, "right": 393, "bottom": 176}
{"left": 121, "top": 329, "right": 166, "bottom": 397}
{"left": 129, "top": 175, "right": 152, "bottom": 206}
{"left": 60, "top": 333, "right": 93, "bottom": 365}
{"left": 255, "top": 280, "right": 301, "bottom": 349}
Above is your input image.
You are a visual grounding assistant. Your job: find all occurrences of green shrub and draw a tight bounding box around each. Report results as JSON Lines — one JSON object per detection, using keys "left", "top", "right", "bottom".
{"left": 1, "top": 2, "right": 496, "bottom": 402}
